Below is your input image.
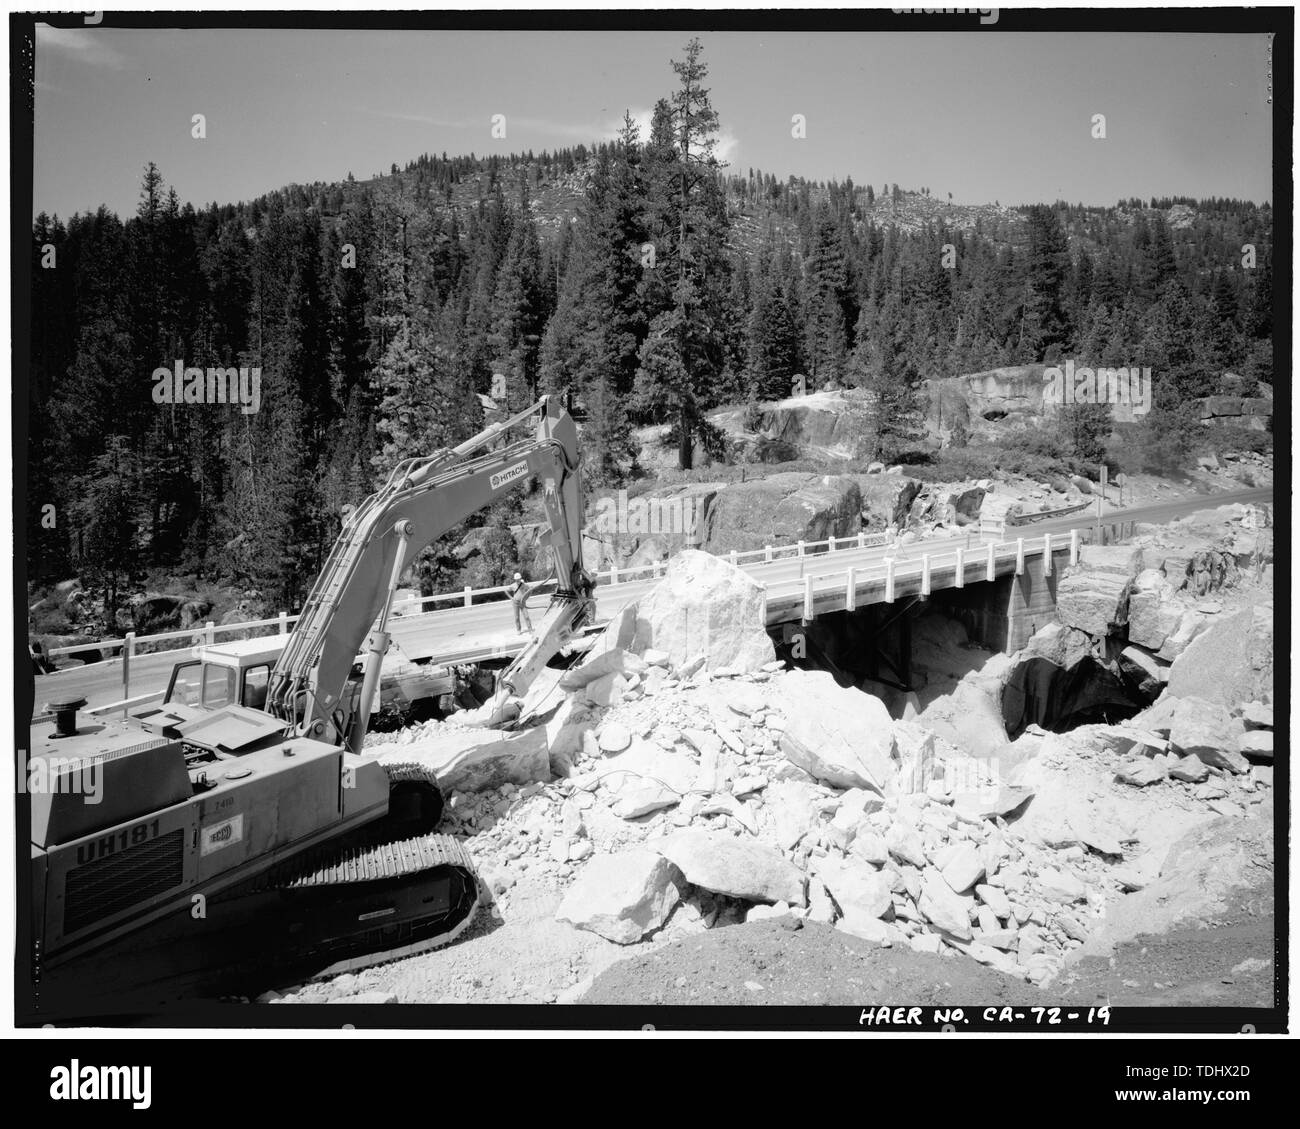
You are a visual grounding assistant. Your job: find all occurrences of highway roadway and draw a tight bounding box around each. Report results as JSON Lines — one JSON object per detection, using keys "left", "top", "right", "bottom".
{"left": 1026, "top": 485, "right": 1274, "bottom": 536}
{"left": 31, "top": 485, "right": 1272, "bottom": 717}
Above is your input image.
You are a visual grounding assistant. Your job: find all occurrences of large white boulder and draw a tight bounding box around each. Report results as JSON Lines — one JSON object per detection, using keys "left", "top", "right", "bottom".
{"left": 918, "top": 869, "right": 974, "bottom": 940}
{"left": 374, "top": 726, "right": 549, "bottom": 794}
{"left": 598, "top": 739, "right": 697, "bottom": 818}
{"left": 815, "top": 860, "right": 893, "bottom": 933}
{"left": 773, "top": 669, "right": 899, "bottom": 794}
{"left": 763, "top": 779, "right": 825, "bottom": 850}
{"left": 1169, "top": 697, "right": 1249, "bottom": 774}
{"left": 1056, "top": 568, "right": 1132, "bottom": 637}
{"left": 651, "top": 829, "right": 808, "bottom": 906}
{"left": 555, "top": 849, "right": 682, "bottom": 944}
{"left": 628, "top": 551, "right": 776, "bottom": 673}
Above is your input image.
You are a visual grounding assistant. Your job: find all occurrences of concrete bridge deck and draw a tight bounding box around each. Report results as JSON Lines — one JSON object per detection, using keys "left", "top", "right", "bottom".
{"left": 33, "top": 486, "right": 1272, "bottom": 713}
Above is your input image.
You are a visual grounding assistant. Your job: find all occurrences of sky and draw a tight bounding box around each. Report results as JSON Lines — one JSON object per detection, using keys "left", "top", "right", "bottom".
{"left": 32, "top": 26, "right": 1273, "bottom": 220}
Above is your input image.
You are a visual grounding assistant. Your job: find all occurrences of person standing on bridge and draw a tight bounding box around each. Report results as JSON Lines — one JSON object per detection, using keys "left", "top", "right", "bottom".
{"left": 507, "top": 572, "right": 533, "bottom": 635}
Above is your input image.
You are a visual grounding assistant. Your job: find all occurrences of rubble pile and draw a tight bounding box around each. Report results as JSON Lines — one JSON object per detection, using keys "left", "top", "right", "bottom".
{"left": 285, "top": 486, "right": 1275, "bottom": 1009}
{"left": 366, "top": 550, "right": 1273, "bottom": 995}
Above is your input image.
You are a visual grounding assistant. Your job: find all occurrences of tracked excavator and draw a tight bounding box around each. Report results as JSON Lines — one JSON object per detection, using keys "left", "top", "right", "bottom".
{"left": 27, "top": 397, "right": 594, "bottom": 1010}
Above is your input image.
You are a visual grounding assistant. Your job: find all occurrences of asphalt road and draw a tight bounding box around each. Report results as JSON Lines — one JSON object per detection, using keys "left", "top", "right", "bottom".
{"left": 33, "top": 485, "right": 1271, "bottom": 717}
{"left": 1027, "top": 485, "right": 1274, "bottom": 536}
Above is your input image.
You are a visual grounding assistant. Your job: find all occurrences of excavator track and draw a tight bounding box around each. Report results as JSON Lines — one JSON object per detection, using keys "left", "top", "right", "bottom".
{"left": 258, "top": 830, "right": 481, "bottom": 980}
{"left": 235, "top": 763, "right": 478, "bottom": 980}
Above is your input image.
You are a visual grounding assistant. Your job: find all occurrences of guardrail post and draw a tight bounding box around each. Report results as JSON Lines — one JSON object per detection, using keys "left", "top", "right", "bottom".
{"left": 920, "top": 554, "right": 931, "bottom": 597}
{"left": 122, "top": 632, "right": 135, "bottom": 717}
{"left": 884, "top": 558, "right": 895, "bottom": 603}
{"left": 1070, "top": 527, "right": 1081, "bottom": 565}
{"left": 797, "top": 540, "right": 805, "bottom": 558}
{"left": 845, "top": 566, "right": 856, "bottom": 611}
{"left": 954, "top": 546, "right": 965, "bottom": 588}
{"left": 278, "top": 610, "right": 288, "bottom": 635}
{"left": 802, "top": 575, "right": 814, "bottom": 622}
{"left": 729, "top": 550, "right": 738, "bottom": 568}
{"left": 610, "top": 564, "right": 619, "bottom": 586}
{"left": 463, "top": 586, "right": 472, "bottom": 608}
{"left": 857, "top": 531, "right": 866, "bottom": 549}
{"left": 1015, "top": 538, "right": 1025, "bottom": 576}
{"left": 1043, "top": 533, "right": 1053, "bottom": 576}
{"left": 986, "top": 543, "right": 995, "bottom": 581}
{"left": 828, "top": 535, "right": 836, "bottom": 553}
{"left": 764, "top": 545, "right": 773, "bottom": 563}
{"left": 205, "top": 621, "right": 215, "bottom": 645}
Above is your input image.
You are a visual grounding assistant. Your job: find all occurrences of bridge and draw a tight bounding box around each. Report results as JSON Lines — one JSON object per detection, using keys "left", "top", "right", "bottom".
{"left": 33, "top": 485, "right": 1272, "bottom": 715}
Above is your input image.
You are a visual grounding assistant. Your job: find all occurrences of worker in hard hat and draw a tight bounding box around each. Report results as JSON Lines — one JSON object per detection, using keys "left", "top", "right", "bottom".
{"left": 507, "top": 572, "right": 532, "bottom": 633}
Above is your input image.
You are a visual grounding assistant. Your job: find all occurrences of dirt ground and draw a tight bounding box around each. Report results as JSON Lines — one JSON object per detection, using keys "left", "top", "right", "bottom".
{"left": 1051, "top": 883, "right": 1276, "bottom": 1008}
{"left": 580, "top": 884, "right": 1275, "bottom": 1009}
{"left": 580, "top": 917, "right": 1040, "bottom": 1007}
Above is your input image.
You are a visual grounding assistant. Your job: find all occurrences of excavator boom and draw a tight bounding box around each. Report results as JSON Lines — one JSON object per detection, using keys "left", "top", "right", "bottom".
{"left": 266, "top": 396, "right": 592, "bottom": 745}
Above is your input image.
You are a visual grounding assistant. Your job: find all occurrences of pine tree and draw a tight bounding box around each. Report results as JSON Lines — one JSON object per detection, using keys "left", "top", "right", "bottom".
{"left": 803, "top": 203, "right": 850, "bottom": 386}
{"left": 632, "top": 38, "right": 732, "bottom": 469}
{"left": 746, "top": 275, "right": 800, "bottom": 401}
{"left": 849, "top": 293, "right": 925, "bottom": 461}
{"left": 573, "top": 115, "right": 648, "bottom": 482}
{"left": 489, "top": 204, "right": 546, "bottom": 407}
{"left": 67, "top": 436, "right": 142, "bottom": 630}
{"left": 1019, "top": 204, "right": 1070, "bottom": 358}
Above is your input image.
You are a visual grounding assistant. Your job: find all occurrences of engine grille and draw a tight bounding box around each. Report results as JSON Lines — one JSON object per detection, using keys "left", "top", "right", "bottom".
{"left": 63, "top": 829, "right": 185, "bottom": 936}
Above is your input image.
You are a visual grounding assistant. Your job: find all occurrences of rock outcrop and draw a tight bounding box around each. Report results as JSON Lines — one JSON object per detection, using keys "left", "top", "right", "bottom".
{"left": 1000, "top": 623, "right": 1149, "bottom": 736}
{"left": 925, "top": 365, "right": 1049, "bottom": 439}
{"left": 1055, "top": 547, "right": 1142, "bottom": 637}
{"left": 1190, "top": 394, "right": 1273, "bottom": 431}
{"left": 855, "top": 473, "right": 923, "bottom": 530}
{"left": 720, "top": 389, "right": 876, "bottom": 461}
{"left": 699, "top": 472, "right": 862, "bottom": 555}
{"left": 1166, "top": 604, "right": 1273, "bottom": 707}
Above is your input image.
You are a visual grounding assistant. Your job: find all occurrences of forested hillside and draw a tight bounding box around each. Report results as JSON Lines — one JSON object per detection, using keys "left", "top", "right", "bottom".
{"left": 27, "top": 40, "right": 1272, "bottom": 613}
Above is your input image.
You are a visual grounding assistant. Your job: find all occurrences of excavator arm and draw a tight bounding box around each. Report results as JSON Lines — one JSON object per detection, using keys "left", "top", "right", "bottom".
{"left": 265, "top": 396, "right": 593, "bottom": 748}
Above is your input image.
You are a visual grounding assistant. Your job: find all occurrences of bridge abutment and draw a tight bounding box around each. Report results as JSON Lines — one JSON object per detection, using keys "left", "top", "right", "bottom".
{"left": 930, "top": 546, "right": 1069, "bottom": 654}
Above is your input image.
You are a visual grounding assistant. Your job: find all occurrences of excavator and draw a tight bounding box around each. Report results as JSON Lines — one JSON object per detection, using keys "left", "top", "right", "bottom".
{"left": 26, "top": 397, "right": 594, "bottom": 1011}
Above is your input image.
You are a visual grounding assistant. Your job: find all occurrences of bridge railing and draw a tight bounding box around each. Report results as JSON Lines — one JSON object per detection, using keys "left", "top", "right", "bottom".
{"left": 36, "top": 527, "right": 1080, "bottom": 720}
{"left": 34, "top": 524, "right": 1001, "bottom": 709}
{"left": 757, "top": 529, "right": 1079, "bottom": 619}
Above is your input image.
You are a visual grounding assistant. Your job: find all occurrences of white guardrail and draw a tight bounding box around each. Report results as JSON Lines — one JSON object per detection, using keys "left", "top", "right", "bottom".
{"left": 42, "top": 528, "right": 902, "bottom": 661}
{"left": 755, "top": 528, "right": 1079, "bottom": 620}
{"left": 41, "top": 525, "right": 1083, "bottom": 714}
